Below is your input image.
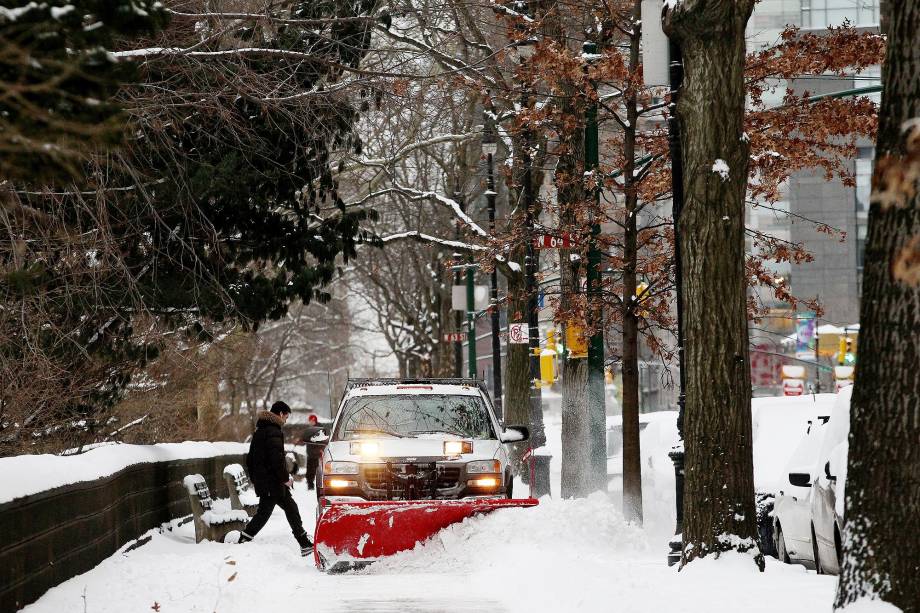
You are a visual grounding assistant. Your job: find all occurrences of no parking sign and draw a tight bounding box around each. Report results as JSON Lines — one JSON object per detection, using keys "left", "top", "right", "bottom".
{"left": 509, "top": 323, "right": 529, "bottom": 344}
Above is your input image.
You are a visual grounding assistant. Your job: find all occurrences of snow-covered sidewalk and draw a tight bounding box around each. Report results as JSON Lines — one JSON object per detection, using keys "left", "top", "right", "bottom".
{"left": 22, "top": 477, "right": 836, "bottom": 613}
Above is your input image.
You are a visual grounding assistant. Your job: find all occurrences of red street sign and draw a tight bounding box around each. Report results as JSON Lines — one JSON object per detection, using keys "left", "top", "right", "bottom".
{"left": 533, "top": 233, "right": 577, "bottom": 249}
{"left": 443, "top": 333, "right": 466, "bottom": 343}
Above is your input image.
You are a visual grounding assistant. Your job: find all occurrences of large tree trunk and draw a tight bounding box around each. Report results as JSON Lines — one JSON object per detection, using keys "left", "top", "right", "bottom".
{"left": 621, "top": 0, "right": 643, "bottom": 524}
{"left": 665, "top": 0, "right": 761, "bottom": 567}
{"left": 835, "top": 2, "right": 920, "bottom": 609}
{"left": 556, "top": 84, "right": 590, "bottom": 499}
{"left": 621, "top": 287, "right": 642, "bottom": 518}
{"left": 560, "top": 245, "right": 591, "bottom": 497}
{"left": 560, "top": 351, "right": 590, "bottom": 497}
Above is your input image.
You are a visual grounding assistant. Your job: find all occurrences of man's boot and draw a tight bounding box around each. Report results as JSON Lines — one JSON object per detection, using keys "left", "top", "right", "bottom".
{"left": 296, "top": 531, "right": 313, "bottom": 557}
{"left": 238, "top": 531, "right": 253, "bottom": 544}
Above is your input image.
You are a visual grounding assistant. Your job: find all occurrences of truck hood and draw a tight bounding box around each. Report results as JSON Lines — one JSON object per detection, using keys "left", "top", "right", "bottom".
{"left": 326, "top": 437, "right": 501, "bottom": 463}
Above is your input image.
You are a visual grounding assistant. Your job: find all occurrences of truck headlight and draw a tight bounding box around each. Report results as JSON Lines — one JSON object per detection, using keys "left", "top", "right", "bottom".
{"left": 324, "top": 461, "right": 358, "bottom": 475}
{"left": 466, "top": 459, "right": 501, "bottom": 474}
{"left": 325, "top": 478, "right": 358, "bottom": 489}
{"left": 467, "top": 477, "right": 500, "bottom": 488}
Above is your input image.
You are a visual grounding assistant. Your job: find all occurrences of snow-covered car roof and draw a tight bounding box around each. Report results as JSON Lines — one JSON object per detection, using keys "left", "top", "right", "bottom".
{"left": 344, "top": 383, "right": 484, "bottom": 397}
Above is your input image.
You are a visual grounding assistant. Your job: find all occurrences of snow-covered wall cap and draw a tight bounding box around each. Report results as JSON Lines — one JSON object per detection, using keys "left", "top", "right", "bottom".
{"left": 223, "top": 463, "right": 245, "bottom": 479}
{"left": 183, "top": 474, "right": 206, "bottom": 496}
{"left": 0, "top": 441, "right": 248, "bottom": 505}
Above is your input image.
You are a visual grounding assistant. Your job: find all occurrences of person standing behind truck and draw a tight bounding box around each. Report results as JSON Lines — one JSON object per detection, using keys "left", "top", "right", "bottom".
{"left": 239, "top": 401, "right": 313, "bottom": 556}
{"left": 302, "top": 414, "right": 330, "bottom": 490}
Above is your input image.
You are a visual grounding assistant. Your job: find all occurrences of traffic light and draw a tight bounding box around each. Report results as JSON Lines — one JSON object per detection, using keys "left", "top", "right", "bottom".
{"left": 565, "top": 324, "right": 588, "bottom": 358}
{"left": 839, "top": 336, "right": 856, "bottom": 365}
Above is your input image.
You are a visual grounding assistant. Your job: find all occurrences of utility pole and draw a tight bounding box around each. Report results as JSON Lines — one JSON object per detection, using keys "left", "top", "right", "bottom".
{"left": 583, "top": 41, "right": 607, "bottom": 492}
{"left": 483, "top": 108, "right": 503, "bottom": 418}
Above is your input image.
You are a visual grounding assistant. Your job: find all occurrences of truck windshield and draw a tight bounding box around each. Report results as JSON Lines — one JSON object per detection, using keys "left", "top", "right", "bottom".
{"left": 333, "top": 394, "right": 495, "bottom": 441}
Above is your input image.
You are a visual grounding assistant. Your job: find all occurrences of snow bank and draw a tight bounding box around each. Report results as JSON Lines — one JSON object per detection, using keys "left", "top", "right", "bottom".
{"left": 365, "top": 494, "right": 832, "bottom": 612}
{"left": 0, "top": 441, "right": 249, "bottom": 505}
{"left": 839, "top": 599, "right": 903, "bottom": 613}
{"left": 369, "top": 494, "right": 648, "bottom": 575}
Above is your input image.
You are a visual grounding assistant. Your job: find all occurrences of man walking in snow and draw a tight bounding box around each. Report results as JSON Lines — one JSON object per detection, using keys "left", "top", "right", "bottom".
{"left": 240, "top": 401, "right": 313, "bottom": 556}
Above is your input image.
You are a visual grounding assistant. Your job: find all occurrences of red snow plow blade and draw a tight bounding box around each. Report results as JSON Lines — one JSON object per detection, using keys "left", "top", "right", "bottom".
{"left": 313, "top": 498, "right": 538, "bottom": 571}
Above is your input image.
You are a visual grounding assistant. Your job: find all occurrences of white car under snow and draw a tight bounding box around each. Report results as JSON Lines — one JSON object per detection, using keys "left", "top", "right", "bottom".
{"left": 773, "top": 386, "right": 851, "bottom": 572}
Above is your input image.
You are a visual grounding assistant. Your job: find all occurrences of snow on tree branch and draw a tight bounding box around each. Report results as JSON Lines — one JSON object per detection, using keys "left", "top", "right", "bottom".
{"left": 379, "top": 231, "right": 485, "bottom": 252}
{"left": 391, "top": 183, "right": 488, "bottom": 236}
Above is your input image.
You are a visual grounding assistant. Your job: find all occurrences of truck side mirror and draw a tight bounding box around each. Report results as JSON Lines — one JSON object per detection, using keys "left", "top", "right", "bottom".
{"left": 500, "top": 426, "right": 529, "bottom": 443}
{"left": 788, "top": 472, "right": 811, "bottom": 487}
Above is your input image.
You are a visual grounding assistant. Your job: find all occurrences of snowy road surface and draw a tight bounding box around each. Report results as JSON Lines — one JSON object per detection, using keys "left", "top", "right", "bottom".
{"left": 21, "top": 412, "right": 839, "bottom": 612}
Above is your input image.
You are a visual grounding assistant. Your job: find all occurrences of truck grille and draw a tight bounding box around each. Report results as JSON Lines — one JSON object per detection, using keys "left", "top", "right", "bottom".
{"left": 361, "top": 463, "right": 461, "bottom": 493}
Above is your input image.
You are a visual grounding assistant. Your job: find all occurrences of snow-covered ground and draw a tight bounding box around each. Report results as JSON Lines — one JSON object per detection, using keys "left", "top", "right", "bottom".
{"left": 22, "top": 478, "right": 837, "bottom": 613}
{"left": 20, "top": 407, "right": 842, "bottom": 613}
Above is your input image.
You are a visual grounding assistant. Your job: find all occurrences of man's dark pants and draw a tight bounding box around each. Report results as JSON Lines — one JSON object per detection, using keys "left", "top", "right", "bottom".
{"left": 243, "top": 485, "right": 307, "bottom": 541}
{"left": 306, "top": 455, "right": 319, "bottom": 489}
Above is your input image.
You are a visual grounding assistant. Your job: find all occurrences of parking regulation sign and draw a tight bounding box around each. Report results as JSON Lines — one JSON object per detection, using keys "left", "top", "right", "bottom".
{"left": 508, "top": 323, "right": 529, "bottom": 344}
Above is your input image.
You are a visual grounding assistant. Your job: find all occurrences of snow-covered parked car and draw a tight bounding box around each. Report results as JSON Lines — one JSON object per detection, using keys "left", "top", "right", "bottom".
{"left": 751, "top": 393, "right": 837, "bottom": 557}
{"left": 809, "top": 385, "right": 851, "bottom": 575}
{"left": 772, "top": 414, "right": 830, "bottom": 567}
{"left": 316, "top": 378, "right": 527, "bottom": 511}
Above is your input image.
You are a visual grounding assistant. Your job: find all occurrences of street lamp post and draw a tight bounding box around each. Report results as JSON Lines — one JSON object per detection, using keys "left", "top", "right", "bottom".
{"left": 483, "top": 109, "right": 503, "bottom": 418}
{"left": 666, "top": 36, "right": 687, "bottom": 568}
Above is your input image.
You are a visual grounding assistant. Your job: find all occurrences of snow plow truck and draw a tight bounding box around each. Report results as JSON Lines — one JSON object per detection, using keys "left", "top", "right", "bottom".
{"left": 313, "top": 378, "right": 538, "bottom": 571}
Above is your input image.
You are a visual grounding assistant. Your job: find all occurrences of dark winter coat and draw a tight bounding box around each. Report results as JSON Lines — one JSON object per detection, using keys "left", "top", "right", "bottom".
{"left": 302, "top": 424, "right": 331, "bottom": 459}
{"left": 246, "top": 411, "right": 289, "bottom": 496}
